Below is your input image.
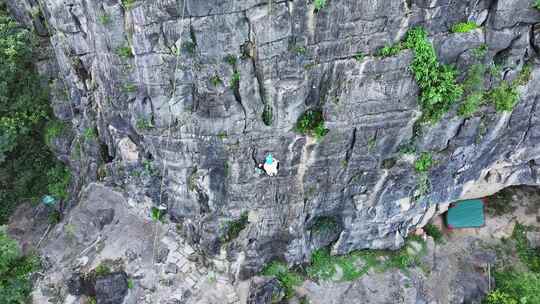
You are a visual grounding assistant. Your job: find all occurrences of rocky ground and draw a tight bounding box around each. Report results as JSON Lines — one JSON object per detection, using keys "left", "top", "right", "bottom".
{"left": 7, "top": 185, "right": 540, "bottom": 303}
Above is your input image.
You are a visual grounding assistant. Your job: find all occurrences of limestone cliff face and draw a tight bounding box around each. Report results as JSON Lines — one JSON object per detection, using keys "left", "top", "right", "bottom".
{"left": 5, "top": 0, "right": 540, "bottom": 302}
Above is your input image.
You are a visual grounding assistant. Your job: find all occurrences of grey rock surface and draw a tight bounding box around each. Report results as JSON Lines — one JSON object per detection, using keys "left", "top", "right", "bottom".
{"left": 4, "top": 0, "right": 540, "bottom": 303}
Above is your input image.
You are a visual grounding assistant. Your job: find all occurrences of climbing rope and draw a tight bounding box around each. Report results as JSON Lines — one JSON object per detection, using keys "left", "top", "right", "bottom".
{"left": 150, "top": 0, "right": 188, "bottom": 302}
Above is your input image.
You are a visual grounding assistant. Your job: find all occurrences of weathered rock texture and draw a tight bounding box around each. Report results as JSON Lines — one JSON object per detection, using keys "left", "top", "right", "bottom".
{"left": 5, "top": 0, "right": 540, "bottom": 303}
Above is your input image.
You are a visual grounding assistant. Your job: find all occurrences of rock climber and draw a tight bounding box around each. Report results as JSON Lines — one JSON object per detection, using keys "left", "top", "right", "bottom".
{"left": 262, "top": 153, "right": 279, "bottom": 177}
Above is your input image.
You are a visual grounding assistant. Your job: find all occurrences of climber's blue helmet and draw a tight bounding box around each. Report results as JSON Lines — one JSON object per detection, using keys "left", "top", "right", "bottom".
{"left": 265, "top": 154, "right": 273, "bottom": 165}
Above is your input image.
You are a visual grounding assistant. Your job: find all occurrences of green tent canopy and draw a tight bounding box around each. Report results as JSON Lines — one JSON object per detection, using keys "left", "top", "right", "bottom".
{"left": 446, "top": 199, "right": 485, "bottom": 228}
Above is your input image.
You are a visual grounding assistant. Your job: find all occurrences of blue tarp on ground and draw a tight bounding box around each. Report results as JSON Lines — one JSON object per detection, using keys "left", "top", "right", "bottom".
{"left": 446, "top": 199, "right": 485, "bottom": 228}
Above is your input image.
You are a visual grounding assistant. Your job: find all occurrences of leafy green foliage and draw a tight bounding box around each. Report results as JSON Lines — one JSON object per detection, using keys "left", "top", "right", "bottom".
{"left": 98, "top": 13, "right": 111, "bottom": 26}
{"left": 229, "top": 71, "right": 240, "bottom": 89}
{"left": 210, "top": 74, "right": 222, "bottom": 87}
{"left": 295, "top": 109, "right": 328, "bottom": 139}
{"left": 150, "top": 207, "right": 165, "bottom": 222}
{"left": 487, "top": 271, "right": 540, "bottom": 304}
{"left": 127, "top": 278, "right": 134, "bottom": 289}
{"left": 83, "top": 127, "right": 97, "bottom": 141}
{"left": 121, "top": 0, "right": 136, "bottom": 9}
{"left": 224, "top": 54, "right": 237, "bottom": 66}
{"left": 484, "top": 290, "right": 517, "bottom": 304}
{"left": 486, "top": 82, "right": 518, "bottom": 112}
{"left": 0, "top": 227, "right": 40, "bottom": 303}
{"left": 262, "top": 261, "right": 302, "bottom": 298}
{"left": 222, "top": 212, "right": 249, "bottom": 242}
{"left": 0, "top": 6, "right": 71, "bottom": 224}
{"left": 512, "top": 223, "right": 540, "bottom": 272}
{"left": 535, "top": 0, "right": 540, "bottom": 10}
{"left": 93, "top": 263, "right": 111, "bottom": 277}
{"left": 414, "top": 152, "right": 433, "bottom": 172}
{"left": 472, "top": 44, "right": 488, "bottom": 59}
{"left": 403, "top": 27, "right": 463, "bottom": 122}
{"left": 314, "top": 0, "right": 327, "bottom": 11}
{"left": 458, "top": 64, "right": 486, "bottom": 117}
{"left": 136, "top": 118, "right": 153, "bottom": 130}
{"left": 377, "top": 42, "right": 404, "bottom": 57}
{"left": 116, "top": 45, "right": 133, "bottom": 58}
{"left": 46, "top": 164, "right": 71, "bottom": 200}
{"left": 44, "top": 120, "right": 66, "bottom": 146}
{"left": 424, "top": 223, "right": 443, "bottom": 243}
{"left": 353, "top": 52, "right": 364, "bottom": 62}
{"left": 450, "top": 21, "right": 478, "bottom": 33}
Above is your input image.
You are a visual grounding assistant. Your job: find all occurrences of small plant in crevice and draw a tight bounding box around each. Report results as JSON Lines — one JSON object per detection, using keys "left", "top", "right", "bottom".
{"left": 353, "top": 52, "right": 364, "bottom": 62}
{"left": 313, "top": 0, "right": 327, "bottom": 12}
{"left": 136, "top": 118, "right": 153, "bottom": 130}
{"left": 83, "top": 127, "right": 97, "bottom": 141}
{"left": 376, "top": 42, "right": 404, "bottom": 58}
{"left": 127, "top": 278, "right": 134, "bottom": 289}
{"left": 116, "top": 45, "right": 133, "bottom": 59}
{"left": 472, "top": 44, "right": 488, "bottom": 59}
{"left": 150, "top": 207, "right": 165, "bottom": 222}
{"left": 414, "top": 152, "right": 433, "bottom": 173}
{"left": 450, "top": 21, "right": 478, "bottom": 33}
{"left": 98, "top": 13, "right": 111, "bottom": 26}
{"left": 210, "top": 74, "right": 222, "bottom": 87}
{"left": 292, "top": 45, "right": 307, "bottom": 55}
{"left": 221, "top": 212, "right": 249, "bottom": 243}
{"left": 295, "top": 109, "right": 329, "bottom": 139}
{"left": 121, "top": 0, "right": 136, "bottom": 9}
{"left": 224, "top": 54, "right": 237, "bottom": 66}
{"left": 229, "top": 71, "right": 240, "bottom": 90}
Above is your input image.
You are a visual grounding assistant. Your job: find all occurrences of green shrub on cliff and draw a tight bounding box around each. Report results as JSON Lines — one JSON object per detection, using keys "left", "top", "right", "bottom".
{"left": 403, "top": 27, "right": 463, "bottom": 122}
{"left": 534, "top": 0, "right": 540, "bottom": 10}
{"left": 0, "top": 5, "right": 71, "bottom": 223}
{"left": 450, "top": 21, "right": 478, "bottom": 33}
{"left": 0, "top": 227, "right": 40, "bottom": 303}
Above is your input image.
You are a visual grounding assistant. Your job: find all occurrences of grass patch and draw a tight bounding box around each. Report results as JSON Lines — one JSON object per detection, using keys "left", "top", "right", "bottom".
{"left": 414, "top": 152, "right": 433, "bottom": 172}
{"left": 295, "top": 109, "right": 329, "bottom": 139}
{"left": 221, "top": 212, "right": 249, "bottom": 242}
{"left": 450, "top": 21, "right": 478, "bottom": 33}
{"left": 403, "top": 27, "right": 462, "bottom": 122}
